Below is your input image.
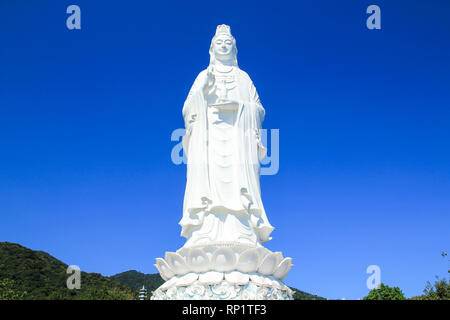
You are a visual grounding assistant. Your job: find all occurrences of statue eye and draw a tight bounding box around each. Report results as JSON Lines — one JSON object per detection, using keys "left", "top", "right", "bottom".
{"left": 225, "top": 40, "right": 232, "bottom": 45}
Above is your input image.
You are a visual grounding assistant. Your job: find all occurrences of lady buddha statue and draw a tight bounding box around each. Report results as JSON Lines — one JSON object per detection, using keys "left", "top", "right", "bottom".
{"left": 180, "top": 24, "right": 274, "bottom": 248}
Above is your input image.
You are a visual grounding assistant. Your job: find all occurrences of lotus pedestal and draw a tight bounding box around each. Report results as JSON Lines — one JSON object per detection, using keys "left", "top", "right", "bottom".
{"left": 151, "top": 244, "right": 293, "bottom": 300}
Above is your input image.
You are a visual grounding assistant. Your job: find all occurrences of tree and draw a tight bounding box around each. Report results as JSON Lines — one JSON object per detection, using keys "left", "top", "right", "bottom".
{"left": 363, "top": 283, "right": 406, "bottom": 300}
{"left": 411, "top": 277, "right": 450, "bottom": 300}
{"left": 410, "top": 251, "right": 450, "bottom": 300}
{"left": 423, "top": 277, "right": 450, "bottom": 300}
{"left": 0, "top": 278, "right": 27, "bottom": 300}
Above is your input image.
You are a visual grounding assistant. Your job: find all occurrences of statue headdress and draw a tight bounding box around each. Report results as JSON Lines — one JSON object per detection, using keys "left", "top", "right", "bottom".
{"left": 209, "top": 24, "right": 238, "bottom": 67}
{"left": 215, "top": 24, "right": 233, "bottom": 37}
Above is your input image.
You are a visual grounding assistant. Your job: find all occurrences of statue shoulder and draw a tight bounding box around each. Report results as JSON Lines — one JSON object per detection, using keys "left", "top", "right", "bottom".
{"left": 187, "top": 69, "right": 207, "bottom": 86}
{"left": 187, "top": 69, "right": 207, "bottom": 92}
{"left": 195, "top": 69, "right": 208, "bottom": 82}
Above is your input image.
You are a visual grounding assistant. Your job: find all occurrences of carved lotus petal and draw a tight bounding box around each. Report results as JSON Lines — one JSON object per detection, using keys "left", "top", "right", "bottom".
{"left": 165, "top": 252, "right": 189, "bottom": 275}
{"left": 256, "top": 247, "right": 271, "bottom": 259}
{"left": 211, "top": 247, "right": 236, "bottom": 272}
{"left": 175, "top": 273, "right": 199, "bottom": 287}
{"left": 225, "top": 271, "right": 250, "bottom": 285}
{"left": 160, "top": 276, "right": 178, "bottom": 290}
{"left": 155, "top": 258, "right": 174, "bottom": 281}
{"left": 257, "top": 252, "right": 282, "bottom": 275}
{"left": 176, "top": 247, "right": 190, "bottom": 258}
{"left": 187, "top": 248, "right": 210, "bottom": 273}
{"left": 273, "top": 257, "right": 293, "bottom": 280}
{"left": 198, "top": 271, "right": 224, "bottom": 285}
{"left": 236, "top": 248, "right": 260, "bottom": 273}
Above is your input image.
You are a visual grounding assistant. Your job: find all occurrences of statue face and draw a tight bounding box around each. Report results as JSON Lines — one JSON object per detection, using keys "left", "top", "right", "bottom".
{"left": 212, "top": 35, "right": 234, "bottom": 60}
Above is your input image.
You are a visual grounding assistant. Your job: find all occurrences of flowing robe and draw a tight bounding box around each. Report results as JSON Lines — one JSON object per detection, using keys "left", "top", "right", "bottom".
{"left": 180, "top": 67, "right": 274, "bottom": 246}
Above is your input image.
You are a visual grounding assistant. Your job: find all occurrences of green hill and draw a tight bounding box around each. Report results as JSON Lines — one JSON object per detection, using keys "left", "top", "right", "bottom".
{"left": 0, "top": 242, "right": 135, "bottom": 300}
{"left": 110, "top": 270, "right": 164, "bottom": 293}
{"left": 290, "top": 287, "right": 326, "bottom": 300}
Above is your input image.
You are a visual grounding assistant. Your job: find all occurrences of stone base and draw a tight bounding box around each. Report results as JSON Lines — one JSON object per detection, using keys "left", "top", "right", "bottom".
{"left": 151, "top": 273, "right": 293, "bottom": 300}
{"left": 152, "top": 243, "right": 293, "bottom": 300}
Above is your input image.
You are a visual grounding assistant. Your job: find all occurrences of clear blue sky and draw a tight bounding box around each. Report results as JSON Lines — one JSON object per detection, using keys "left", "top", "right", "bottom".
{"left": 1, "top": 0, "right": 449, "bottom": 299}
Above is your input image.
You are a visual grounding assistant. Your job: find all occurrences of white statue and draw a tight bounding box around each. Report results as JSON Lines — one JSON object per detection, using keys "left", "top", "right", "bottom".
{"left": 152, "top": 25, "right": 293, "bottom": 300}
{"left": 180, "top": 24, "right": 274, "bottom": 248}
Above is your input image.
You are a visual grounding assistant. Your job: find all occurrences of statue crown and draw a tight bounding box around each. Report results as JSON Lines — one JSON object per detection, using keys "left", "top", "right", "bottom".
{"left": 215, "top": 24, "right": 233, "bottom": 37}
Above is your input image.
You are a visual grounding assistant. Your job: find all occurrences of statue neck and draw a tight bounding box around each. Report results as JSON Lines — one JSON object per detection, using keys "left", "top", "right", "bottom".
{"left": 214, "top": 59, "right": 233, "bottom": 72}
{"left": 214, "top": 58, "right": 234, "bottom": 69}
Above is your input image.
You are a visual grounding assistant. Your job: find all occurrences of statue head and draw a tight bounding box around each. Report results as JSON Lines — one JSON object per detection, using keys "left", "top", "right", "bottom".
{"left": 209, "top": 24, "right": 238, "bottom": 67}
